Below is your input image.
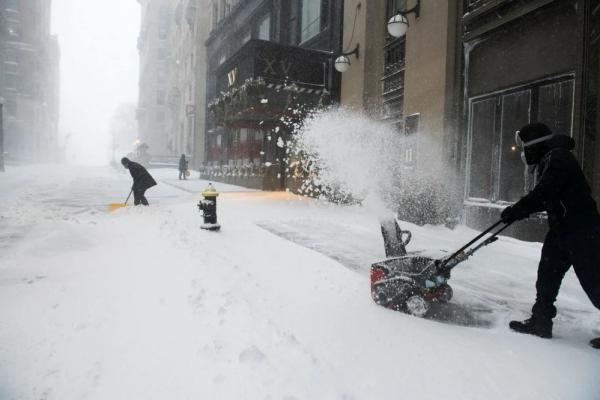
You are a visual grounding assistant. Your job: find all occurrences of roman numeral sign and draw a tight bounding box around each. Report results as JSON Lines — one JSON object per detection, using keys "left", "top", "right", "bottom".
{"left": 227, "top": 67, "right": 238, "bottom": 87}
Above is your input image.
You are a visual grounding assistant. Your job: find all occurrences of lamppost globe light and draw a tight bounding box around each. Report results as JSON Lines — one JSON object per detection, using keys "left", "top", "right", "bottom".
{"left": 334, "top": 55, "right": 351, "bottom": 73}
{"left": 387, "top": 13, "right": 409, "bottom": 38}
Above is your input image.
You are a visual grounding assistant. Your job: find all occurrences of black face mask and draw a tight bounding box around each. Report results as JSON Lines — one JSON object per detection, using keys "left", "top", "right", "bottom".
{"left": 515, "top": 131, "right": 553, "bottom": 165}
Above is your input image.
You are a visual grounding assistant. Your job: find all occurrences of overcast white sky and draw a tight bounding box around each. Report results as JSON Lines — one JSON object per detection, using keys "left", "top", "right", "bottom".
{"left": 51, "top": 0, "right": 140, "bottom": 165}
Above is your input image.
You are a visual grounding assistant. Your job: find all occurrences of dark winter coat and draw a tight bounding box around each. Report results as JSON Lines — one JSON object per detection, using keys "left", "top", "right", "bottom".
{"left": 128, "top": 161, "right": 157, "bottom": 192}
{"left": 179, "top": 156, "right": 188, "bottom": 172}
{"left": 510, "top": 135, "right": 600, "bottom": 233}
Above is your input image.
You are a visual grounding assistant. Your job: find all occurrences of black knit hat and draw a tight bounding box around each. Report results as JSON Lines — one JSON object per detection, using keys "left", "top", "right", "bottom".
{"left": 517, "top": 122, "right": 553, "bottom": 144}
{"left": 121, "top": 157, "right": 130, "bottom": 166}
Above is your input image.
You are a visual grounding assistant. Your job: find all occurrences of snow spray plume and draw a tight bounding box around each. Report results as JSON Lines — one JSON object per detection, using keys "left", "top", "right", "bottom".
{"left": 290, "top": 109, "right": 403, "bottom": 216}
{"left": 289, "top": 109, "right": 459, "bottom": 226}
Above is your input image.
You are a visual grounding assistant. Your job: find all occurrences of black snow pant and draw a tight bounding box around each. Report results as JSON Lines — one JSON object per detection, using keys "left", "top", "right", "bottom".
{"left": 179, "top": 170, "right": 186, "bottom": 180}
{"left": 532, "top": 226, "right": 600, "bottom": 320}
{"left": 133, "top": 188, "right": 149, "bottom": 206}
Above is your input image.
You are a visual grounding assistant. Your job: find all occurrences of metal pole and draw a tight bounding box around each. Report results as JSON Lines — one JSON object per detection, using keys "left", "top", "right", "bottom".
{"left": 0, "top": 102, "right": 4, "bottom": 172}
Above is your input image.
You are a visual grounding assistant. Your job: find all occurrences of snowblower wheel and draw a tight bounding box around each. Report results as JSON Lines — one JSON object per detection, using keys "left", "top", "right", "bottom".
{"left": 405, "top": 295, "right": 429, "bottom": 318}
{"left": 372, "top": 284, "right": 392, "bottom": 308}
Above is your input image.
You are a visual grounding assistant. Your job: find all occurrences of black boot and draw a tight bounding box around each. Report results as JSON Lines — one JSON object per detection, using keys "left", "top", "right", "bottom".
{"left": 509, "top": 317, "right": 553, "bottom": 339}
{"left": 591, "top": 337, "right": 600, "bottom": 349}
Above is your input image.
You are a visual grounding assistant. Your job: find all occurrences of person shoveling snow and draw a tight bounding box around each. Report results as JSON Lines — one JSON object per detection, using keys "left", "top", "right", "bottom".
{"left": 121, "top": 157, "right": 157, "bottom": 206}
{"left": 501, "top": 123, "right": 600, "bottom": 349}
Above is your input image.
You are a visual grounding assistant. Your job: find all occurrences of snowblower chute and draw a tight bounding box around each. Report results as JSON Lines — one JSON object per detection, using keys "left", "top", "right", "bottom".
{"left": 371, "top": 220, "right": 511, "bottom": 317}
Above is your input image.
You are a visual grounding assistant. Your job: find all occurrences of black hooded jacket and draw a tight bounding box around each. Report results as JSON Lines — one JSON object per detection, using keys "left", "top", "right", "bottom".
{"left": 179, "top": 155, "right": 188, "bottom": 171}
{"left": 512, "top": 134, "right": 600, "bottom": 233}
{"left": 128, "top": 161, "right": 157, "bottom": 192}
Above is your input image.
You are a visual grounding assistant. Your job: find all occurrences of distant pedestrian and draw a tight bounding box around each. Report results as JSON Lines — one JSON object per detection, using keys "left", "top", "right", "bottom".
{"left": 501, "top": 123, "right": 600, "bottom": 349}
{"left": 121, "top": 157, "right": 157, "bottom": 206}
{"left": 179, "top": 154, "right": 189, "bottom": 180}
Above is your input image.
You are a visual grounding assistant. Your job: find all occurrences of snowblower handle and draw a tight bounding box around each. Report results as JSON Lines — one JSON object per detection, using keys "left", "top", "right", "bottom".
{"left": 440, "top": 220, "right": 510, "bottom": 269}
{"left": 466, "top": 222, "right": 512, "bottom": 256}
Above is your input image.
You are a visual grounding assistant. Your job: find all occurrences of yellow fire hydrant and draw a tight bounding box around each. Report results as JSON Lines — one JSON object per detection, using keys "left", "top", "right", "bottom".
{"left": 197, "top": 183, "right": 220, "bottom": 231}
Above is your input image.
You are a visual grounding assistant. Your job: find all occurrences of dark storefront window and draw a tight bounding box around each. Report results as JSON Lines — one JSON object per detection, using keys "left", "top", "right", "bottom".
{"left": 538, "top": 80, "right": 575, "bottom": 136}
{"left": 469, "top": 98, "right": 496, "bottom": 200}
{"left": 499, "top": 90, "right": 531, "bottom": 202}
{"left": 257, "top": 13, "right": 271, "bottom": 41}
{"left": 467, "top": 76, "right": 575, "bottom": 203}
{"left": 301, "top": 0, "right": 321, "bottom": 42}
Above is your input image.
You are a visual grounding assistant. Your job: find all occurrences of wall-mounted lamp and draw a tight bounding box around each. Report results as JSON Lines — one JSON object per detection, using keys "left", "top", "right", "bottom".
{"left": 334, "top": 2, "right": 361, "bottom": 73}
{"left": 387, "top": 0, "right": 420, "bottom": 38}
{"left": 334, "top": 44, "right": 360, "bottom": 73}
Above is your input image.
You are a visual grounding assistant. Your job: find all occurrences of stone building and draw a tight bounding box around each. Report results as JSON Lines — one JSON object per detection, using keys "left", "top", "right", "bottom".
{"left": 0, "top": 0, "right": 60, "bottom": 162}
{"left": 201, "top": 0, "right": 343, "bottom": 190}
{"left": 137, "top": 0, "right": 174, "bottom": 156}
{"left": 338, "top": 0, "right": 600, "bottom": 240}
{"left": 166, "top": 0, "right": 209, "bottom": 167}
{"left": 137, "top": 0, "right": 209, "bottom": 167}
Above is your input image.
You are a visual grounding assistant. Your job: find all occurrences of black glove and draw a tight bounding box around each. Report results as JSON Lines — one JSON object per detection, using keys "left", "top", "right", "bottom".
{"left": 501, "top": 205, "right": 528, "bottom": 223}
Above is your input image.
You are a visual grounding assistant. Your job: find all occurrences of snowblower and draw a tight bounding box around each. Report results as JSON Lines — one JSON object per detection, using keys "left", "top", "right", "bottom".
{"left": 371, "top": 219, "right": 511, "bottom": 317}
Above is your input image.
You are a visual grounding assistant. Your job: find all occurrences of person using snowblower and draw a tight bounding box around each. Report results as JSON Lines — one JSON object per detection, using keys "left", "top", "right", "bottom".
{"left": 500, "top": 122, "right": 600, "bottom": 349}
{"left": 121, "top": 157, "right": 157, "bottom": 206}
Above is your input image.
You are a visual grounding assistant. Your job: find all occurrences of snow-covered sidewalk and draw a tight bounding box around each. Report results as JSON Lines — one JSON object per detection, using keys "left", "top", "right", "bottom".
{"left": 0, "top": 165, "right": 599, "bottom": 400}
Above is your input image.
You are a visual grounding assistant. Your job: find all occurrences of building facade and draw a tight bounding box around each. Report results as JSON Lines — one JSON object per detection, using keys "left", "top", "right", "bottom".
{"left": 338, "top": 0, "right": 600, "bottom": 240}
{"left": 137, "top": 0, "right": 209, "bottom": 167}
{"left": 167, "top": 0, "right": 196, "bottom": 159}
{"left": 201, "top": 0, "right": 343, "bottom": 190}
{"left": 0, "top": 0, "right": 60, "bottom": 162}
{"left": 137, "top": 0, "right": 174, "bottom": 157}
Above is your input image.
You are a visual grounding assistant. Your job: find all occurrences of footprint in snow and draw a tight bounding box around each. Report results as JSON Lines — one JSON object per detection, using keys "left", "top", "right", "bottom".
{"left": 238, "top": 345, "right": 266, "bottom": 363}
{"left": 22, "top": 275, "right": 47, "bottom": 285}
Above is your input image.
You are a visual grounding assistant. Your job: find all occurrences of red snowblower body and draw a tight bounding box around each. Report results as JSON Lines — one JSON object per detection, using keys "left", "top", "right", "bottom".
{"left": 371, "top": 219, "right": 510, "bottom": 317}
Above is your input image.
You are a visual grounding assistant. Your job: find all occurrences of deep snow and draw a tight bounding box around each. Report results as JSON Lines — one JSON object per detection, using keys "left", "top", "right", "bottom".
{"left": 0, "top": 165, "right": 599, "bottom": 400}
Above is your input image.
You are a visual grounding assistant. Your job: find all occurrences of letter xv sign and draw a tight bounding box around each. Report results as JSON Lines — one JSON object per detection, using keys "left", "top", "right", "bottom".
{"left": 227, "top": 67, "right": 239, "bottom": 87}
{"left": 261, "top": 57, "right": 293, "bottom": 78}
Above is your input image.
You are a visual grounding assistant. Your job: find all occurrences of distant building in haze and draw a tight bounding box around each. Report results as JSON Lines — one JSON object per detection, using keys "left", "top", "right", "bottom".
{"left": 0, "top": 0, "right": 60, "bottom": 162}
{"left": 136, "top": 0, "right": 174, "bottom": 156}
{"left": 137, "top": 0, "right": 209, "bottom": 167}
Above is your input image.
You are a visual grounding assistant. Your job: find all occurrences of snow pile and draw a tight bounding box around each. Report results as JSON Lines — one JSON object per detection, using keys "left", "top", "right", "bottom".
{"left": 0, "top": 165, "right": 599, "bottom": 399}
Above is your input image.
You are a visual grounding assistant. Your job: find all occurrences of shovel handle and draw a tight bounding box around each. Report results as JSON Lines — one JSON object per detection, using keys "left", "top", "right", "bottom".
{"left": 124, "top": 189, "right": 133, "bottom": 205}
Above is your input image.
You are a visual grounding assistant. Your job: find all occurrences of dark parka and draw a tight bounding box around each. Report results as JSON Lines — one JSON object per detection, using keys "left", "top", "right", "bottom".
{"left": 179, "top": 155, "right": 188, "bottom": 172}
{"left": 502, "top": 125, "right": 600, "bottom": 324}
{"left": 128, "top": 161, "right": 157, "bottom": 192}
{"left": 507, "top": 134, "right": 600, "bottom": 233}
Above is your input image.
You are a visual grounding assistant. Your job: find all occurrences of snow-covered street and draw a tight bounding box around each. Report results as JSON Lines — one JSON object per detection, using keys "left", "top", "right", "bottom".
{"left": 1, "top": 165, "right": 599, "bottom": 400}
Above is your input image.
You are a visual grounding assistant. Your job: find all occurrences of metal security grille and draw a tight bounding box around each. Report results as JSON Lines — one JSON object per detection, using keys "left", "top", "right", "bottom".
{"left": 382, "top": 38, "right": 405, "bottom": 125}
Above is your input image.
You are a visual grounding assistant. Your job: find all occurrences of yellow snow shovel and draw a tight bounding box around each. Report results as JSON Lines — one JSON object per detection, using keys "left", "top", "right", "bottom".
{"left": 108, "top": 189, "right": 133, "bottom": 212}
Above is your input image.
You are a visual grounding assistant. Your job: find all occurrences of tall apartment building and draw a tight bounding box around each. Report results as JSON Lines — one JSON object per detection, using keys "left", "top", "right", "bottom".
{"left": 167, "top": 0, "right": 209, "bottom": 166}
{"left": 137, "top": 0, "right": 174, "bottom": 156}
{"left": 137, "top": 0, "right": 209, "bottom": 165}
{"left": 0, "top": 0, "right": 60, "bottom": 162}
